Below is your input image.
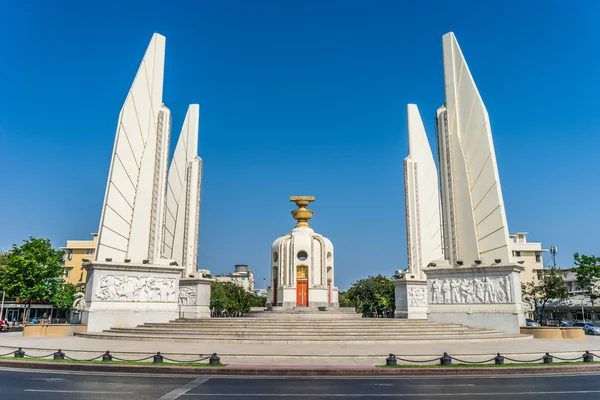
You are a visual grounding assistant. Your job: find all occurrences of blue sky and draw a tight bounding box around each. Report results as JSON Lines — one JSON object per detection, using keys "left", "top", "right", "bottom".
{"left": 1, "top": 1, "right": 599, "bottom": 290}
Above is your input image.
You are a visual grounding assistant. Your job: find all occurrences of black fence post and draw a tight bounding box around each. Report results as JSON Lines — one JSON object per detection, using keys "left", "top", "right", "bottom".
{"left": 209, "top": 353, "right": 221, "bottom": 365}
{"left": 543, "top": 352, "right": 553, "bottom": 364}
{"left": 386, "top": 354, "right": 397, "bottom": 366}
{"left": 14, "top": 348, "right": 25, "bottom": 358}
{"left": 440, "top": 352, "right": 452, "bottom": 366}
{"left": 102, "top": 351, "right": 113, "bottom": 362}
{"left": 494, "top": 353, "right": 504, "bottom": 365}
{"left": 53, "top": 349, "right": 65, "bottom": 360}
{"left": 153, "top": 352, "right": 164, "bottom": 363}
{"left": 584, "top": 351, "right": 594, "bottom": 363}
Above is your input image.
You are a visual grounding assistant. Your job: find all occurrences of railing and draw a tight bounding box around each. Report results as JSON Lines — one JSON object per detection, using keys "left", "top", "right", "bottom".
{"left": 0, "top": 348, "right": 221, "bottom": 364}
{"left": 384, "top": 351, "right": 597, "bottom": 366}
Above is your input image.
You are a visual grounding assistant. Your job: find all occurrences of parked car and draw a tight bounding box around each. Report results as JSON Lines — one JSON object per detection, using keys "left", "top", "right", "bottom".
{"left": 571, "top": 322, "right": 600, "bottom": 335}
{"left": 526, "top": 318, "right": 540, "bottom": 327}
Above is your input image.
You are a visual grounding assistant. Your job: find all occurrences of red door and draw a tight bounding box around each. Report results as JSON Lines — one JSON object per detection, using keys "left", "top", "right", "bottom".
{"left": 273, "top": 279, "right": 278, "bottom": 305}
{"left": 327, "top": 280, "right": 332, "bottom": 307}
{"left": 296, "top": 280, "right": 308, "bottom": 307}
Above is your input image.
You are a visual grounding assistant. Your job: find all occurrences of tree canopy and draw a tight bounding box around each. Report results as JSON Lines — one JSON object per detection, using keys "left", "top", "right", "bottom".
{"left": 0, "top": 238, "right": 66, "bottom": 320}
{"left": 210, "top": 281, "right": 265, "bottom": 317}
{"left": 345, "top": 274, "right": 395, "bottom": 317}
{"left": 573, "top": 252, "right": 600, "bottom": 312}
{"left": 522, "top": 265, "right": 569, "bottom": 322}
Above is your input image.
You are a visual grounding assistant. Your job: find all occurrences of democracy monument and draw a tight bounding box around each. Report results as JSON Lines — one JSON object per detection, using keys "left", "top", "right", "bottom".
{"left": 77, "top": 31, "right": 526, "bottom": 339}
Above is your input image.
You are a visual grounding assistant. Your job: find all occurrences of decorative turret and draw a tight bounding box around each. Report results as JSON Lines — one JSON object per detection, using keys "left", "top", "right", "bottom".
{"left": 269, "top": 196, "right": 338, "bottom": 309}
{"left": 290, "top": 196, "right": 314, "bottom": 228}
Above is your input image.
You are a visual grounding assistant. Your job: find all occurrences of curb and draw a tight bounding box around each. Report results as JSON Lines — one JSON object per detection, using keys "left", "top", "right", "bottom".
{"left": 3, "top": 359, "right": 600, "bottom": 376}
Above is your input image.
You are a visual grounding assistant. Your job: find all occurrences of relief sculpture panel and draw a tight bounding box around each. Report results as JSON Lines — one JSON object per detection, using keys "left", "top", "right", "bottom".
{"left": 178, "top": 287, "right": 197, "bottom": 305}
{"left": 429, "top": 276, "right": 512, "bottom": 304}
{"left": 408, "top": 287, "right": 427, "bottom": 307}
{"left": 95, "top": 275, "right": 177, "bottom": 302}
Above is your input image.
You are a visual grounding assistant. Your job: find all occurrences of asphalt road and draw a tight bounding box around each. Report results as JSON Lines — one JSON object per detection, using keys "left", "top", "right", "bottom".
{"left": 2, "top": 368, "right": 600, "bottom": 399}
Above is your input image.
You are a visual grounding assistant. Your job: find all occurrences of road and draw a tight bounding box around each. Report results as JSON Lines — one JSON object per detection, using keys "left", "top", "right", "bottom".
{"left": 2, "top": 368, "right": 600, "bottom": 399}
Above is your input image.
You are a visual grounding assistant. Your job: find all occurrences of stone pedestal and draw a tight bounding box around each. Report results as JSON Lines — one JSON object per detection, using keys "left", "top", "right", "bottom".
{"left": 423, "top": 263, "right": 526, "bottom": 334}
{"left": 392, "top": 277, "right": 428, "bottom": 319}
{"left": 178, "top": 277, "right": 213, "bottom": 319}
{"left": 82, "top": 261, "right": 183, "bottom": 332}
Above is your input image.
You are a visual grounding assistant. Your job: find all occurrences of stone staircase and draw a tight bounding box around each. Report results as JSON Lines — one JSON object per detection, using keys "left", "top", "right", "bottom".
{"left": 76, "top": 313, "right": 529, "bottom": 344}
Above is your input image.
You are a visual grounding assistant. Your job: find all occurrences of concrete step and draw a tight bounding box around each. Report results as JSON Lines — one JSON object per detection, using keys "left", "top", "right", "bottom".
{"left": 75, "top": 331, "right": 526, "bottom": 344}
{"left": 121, "top": 326, "right": 484, "bottom": 334}
{"left": 104, "top": 328, "right": 503, "bottom": 337}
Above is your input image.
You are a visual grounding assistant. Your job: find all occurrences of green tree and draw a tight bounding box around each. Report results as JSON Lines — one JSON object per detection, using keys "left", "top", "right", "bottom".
{"left": 1, "top": 237, "right": 65, "bottom": 321}
{"left": 573, "top": 253, "right": 600, "bottom": 319}
{"left": 346, "top": 275, "right": 395, "bottom": 318}
{"left": 522, "top": 266, "right": 569, "bottom": 323}
{"left": 338, "top": 291, "right": 353, "bottom": 308}
{"left": 209, "top": 281, "right": 256, "bottom": 317}
{"left": 52, "top": 283, "right": 78, "bottom": 311}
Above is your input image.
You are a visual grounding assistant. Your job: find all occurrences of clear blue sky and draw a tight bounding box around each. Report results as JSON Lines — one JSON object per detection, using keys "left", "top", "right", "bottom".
{"left": 1, "top": 1, "right": 598, "bottom": 290}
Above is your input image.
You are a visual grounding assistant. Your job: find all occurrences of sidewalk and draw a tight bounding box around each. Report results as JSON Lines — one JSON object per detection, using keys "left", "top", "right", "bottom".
{"left": 2, "top": 332, "right": 600, "bottom": 366}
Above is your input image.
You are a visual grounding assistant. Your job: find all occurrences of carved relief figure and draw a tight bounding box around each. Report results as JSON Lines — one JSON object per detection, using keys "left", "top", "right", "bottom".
{"left": 483, "top": 277, "right": 497, "bottom": 303}
{"left": 474, "top": 278, "right": 485, "bottom": 303}
{"left": 72, "top": 292, "right": 86, "bottom": 311}
{"left": 431, "top": 279, "right": 441, "bottom": 304}
{"left": 442, "top": 279, "right": 451, "bottom": 304}
{"left": 450, "top": 279, "right": 461, "bottom": 303}
{"left": 460, "top": 279, "right": 474, "bottom": 303}
{"left": 504, "top": 277, "right": 512, "bottom": 302}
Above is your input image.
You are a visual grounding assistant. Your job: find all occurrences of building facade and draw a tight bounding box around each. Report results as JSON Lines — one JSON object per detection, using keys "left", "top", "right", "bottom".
{"left": 509, "top": 232, "right": 547, "bottom": 284}
{"left": 61, "top": 233, "right": 98, "bottom": 285}
{"left": 214, "top": 264, "right": 255, "bottom": 293}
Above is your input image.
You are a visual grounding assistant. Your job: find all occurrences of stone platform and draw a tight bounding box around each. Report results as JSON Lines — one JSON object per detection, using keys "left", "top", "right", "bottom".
{"left": 75, "top": 309, "right": 528, "bottom": 344}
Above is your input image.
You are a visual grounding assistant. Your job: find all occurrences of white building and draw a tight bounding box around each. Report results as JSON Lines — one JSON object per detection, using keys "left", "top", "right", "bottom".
{"left": 214, "top": 264, "right": 255, "bottom": 293}
{"left": 509, "top": 232, "right": 547, "bottom": 284}
{"left": 268, "top": 197, "right": 338, "bottom": 309}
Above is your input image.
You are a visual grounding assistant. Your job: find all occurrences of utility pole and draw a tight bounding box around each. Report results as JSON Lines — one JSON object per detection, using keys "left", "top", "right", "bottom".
{"left": 0, "top": 291, "right": 4, "bottom": 320}
{"left": 549, "top": 246, "right": 558, "bottom": 268}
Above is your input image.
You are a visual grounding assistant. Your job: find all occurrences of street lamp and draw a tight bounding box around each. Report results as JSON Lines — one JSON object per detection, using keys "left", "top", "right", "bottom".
{"left": 263, "top": 277, "right": 266, "bottom": 290}
{"left": 581, "top": 297, "right": 586, "bottom": 323}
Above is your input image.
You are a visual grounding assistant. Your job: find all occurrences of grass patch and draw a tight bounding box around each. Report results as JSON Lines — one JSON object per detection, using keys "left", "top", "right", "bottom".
{"left": 377, "top": 361, "right": 600, "bottom": 368}
{"left": 0, "top": 356, "right": 226, "bottom": 367}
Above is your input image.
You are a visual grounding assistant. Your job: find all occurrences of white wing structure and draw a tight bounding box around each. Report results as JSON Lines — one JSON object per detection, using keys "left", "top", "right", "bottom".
{"left": 404, "top": 104, "right": 444, "bottom": 277}
{"left": 162, "top": 104, "right": 202, "bottom": 276}
{"left": 436, "top": 32, "right": 512, "bottom": 265}
{"left": 95, "top": 34, "right": 171, "bottom": 264}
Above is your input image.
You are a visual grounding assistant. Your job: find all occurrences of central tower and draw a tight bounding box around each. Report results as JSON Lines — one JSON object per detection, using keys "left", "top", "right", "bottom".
{"left": 267, "top": 197, "right": 338, "bottom": 309}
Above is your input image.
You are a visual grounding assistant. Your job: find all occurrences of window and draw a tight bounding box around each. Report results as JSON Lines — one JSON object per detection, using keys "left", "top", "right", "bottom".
{"left": 518, "top": 235, "right": 525, "bottom": 243}
{"left": 86, "top": 249, "right": 93, "bottom": 255}
{"left": 535, "top": 251, "right": 541, "bottom": 263}
{"left": 514, "top": 251, "right": 521, "bottom": 257}
{"left": 273, "top": 252, "right": 278, "bottom": 262}
{"left": 297, "top": 251, "right": 308, "bottom": 261}
{"left": 67, "top": 250, "right": 73, "bottom": 261}
{"left": 65, "top": 269, "right": 71, "bottom": 278}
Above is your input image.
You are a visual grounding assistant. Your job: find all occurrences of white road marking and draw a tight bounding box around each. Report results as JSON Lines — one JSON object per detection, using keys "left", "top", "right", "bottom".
{"left": 159, "top": 377, "right": 210, "bottom": 399}
{"left": 182, "top": 390, "right": 600, "bottom": 397}
{"left": 26, "top": 378, "right": 67, "bottom": 382}
{"left": 25, "top": 389, "right": 134, "bottom": 394}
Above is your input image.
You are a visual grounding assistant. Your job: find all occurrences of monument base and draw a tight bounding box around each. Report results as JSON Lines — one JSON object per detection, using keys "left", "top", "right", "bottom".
{"left": 266, "top": 286, "right": 339, "bottom": 309}
{"left": 82, "top": 261, "right": 183, "bottom": 332}
{"left": 423, "top": 263, "right": 525, "bottom": 334}
{"left": 178, "top": 277, "right": 213, "bottom": 319}
{"left": 392, "top": 277, "right": 427, "bottom": 319}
